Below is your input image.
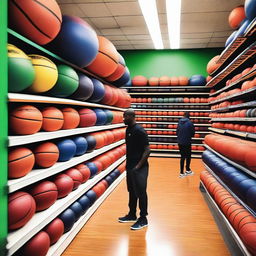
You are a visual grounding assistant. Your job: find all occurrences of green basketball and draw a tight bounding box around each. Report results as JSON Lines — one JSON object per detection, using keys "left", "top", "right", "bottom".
{"left": 104, "top": 109, "right": 113, "bottom": 124}
{"left": 158, "top": 98, "right": 163, "bottom": 103}
{"left": 49, "top": 65, "right": 79, "bottom": 97}
{"left": 8, "top": 44, "right": 35, "bottom": 92}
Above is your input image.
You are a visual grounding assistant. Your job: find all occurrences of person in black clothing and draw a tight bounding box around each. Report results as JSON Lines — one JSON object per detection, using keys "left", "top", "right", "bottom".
{"left": 118, "top": 109, "right": 150, "bottom": 230}
{"left": 176, "top": 112, "right": 195, "bottom": 178}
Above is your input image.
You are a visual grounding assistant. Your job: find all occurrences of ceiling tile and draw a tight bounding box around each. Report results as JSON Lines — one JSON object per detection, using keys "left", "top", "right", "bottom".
{"left": 57, "top": 0, "right": 73, "bottom": 3}
{"left": 157, "top": 0, "right": 166, "bottom": 14}
{"left": 112, "top": 40, "right": 131, "bottom": 46}
{"left": 213, "top": 31, "right": 234, "bottom": 37}
{"left": 106, "top": 2, "right": 141, "bottom": 16}
{"left": 59, "top": 3, "right": 84, "bottom": 16}
{"left": 101, "top": 28, "right": 124, "bottom": 35}
{"left": 125, "top": 34, "right": 151, "bottom": 40}
{"left": 181, "top": 38, "right": 210, "bottom": 44}
{"left": 133, "top": 44, "right": 154, "bottom": 49}
{"left": 78, "top": 3, "right": 111, "bottom": 17}
{"left": 73, "top": 0, "right": 104, "bottom": 3}
{"left": 181, "top": 33, "right": 213, "bottom": 39}
{"left": 207, "top": 42, "right": 225, "bottom": 47}
{"left": 181, "top": 43, "right": 208, "bottom": 48}
{"left": 116, "top": 45, "right": 135, "bottom": 50}
{"left": 209, "top": 37, "right": 227, "bottom": 43}
{"left": 90, "top": 17, "right": 118, "bottom": 29}
{"left": 106, "top": 35, "right": 128, "bottom": 40}
{"left": 122, "top": 26, "right": 148, "bottom": 35}
{"left": 115, "top": 16, "right": 145, "bottom": 27}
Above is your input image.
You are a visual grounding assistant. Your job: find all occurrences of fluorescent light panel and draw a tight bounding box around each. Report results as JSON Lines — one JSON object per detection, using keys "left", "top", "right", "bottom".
{"left": 138, "top": 0, "right": 163, "bottom": 49}
{"left": 166, "top": 0, "right": 181, "bottom": 49}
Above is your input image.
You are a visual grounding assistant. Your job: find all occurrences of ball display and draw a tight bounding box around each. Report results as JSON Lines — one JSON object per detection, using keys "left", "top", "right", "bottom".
{"left": 77, "top": 195, "right": 90, "bottom": 214}
{"left": 8, "top": 147, "right": 35, "bottom": 178}
{"left": 85, "top": 190, "right": 97, "bottom": 206}
{"left": 149, "top": 77, "right": 159, "bottom": 86}
{"left": 41, "top": 106, "right": 64, "bottom": 132}
{"left": 189, "top": 75, "right": 206, "bottom": 86}
{"left": 88, "top": 78, "right": 105, "bottom": 102}
{"left": 9, "top": 0, "right": 62, "bottom": 45}
{"left": 112, "top": 67, "right": 130, "bottom": 87}
{"left": 103, "top": 109, "right": 114, "bottom": 124}
{"left": 84, "top": 135, "right": 96, "bottom": 152}
{"left": 8, "top": 191, "right": 36, "bottom": 230}
{"left": 75, "top": 164, "right": 91, "bottom": 183}
{"left": 34, "top": 142, "right": 59, "bottom": 168}
{"left": 27, "top": 55, "right": 58, "bottom": 93}
{"left": 48, "top": 15, "right": 99, "bottom": 67}
{"left": 57, "top": 139, "right": 77, "bottom": 161}
{"left": 93, "top": 109, "right": 107, "bottom": 126}
{"left": 9, "top": 105, "right": 43, "bottom": 135}
{"left": 30, "top": 181, "right": 58, "bottom": 211}
{"left": 85, "top": 162, "right": 98, "bottom": 178}
{"left": 61, "top": 107, "right": 80, "bottom": 129}
{"left": 72, "top": 136, "right": 88, "bottom": 156}
{"left": 8, "top": 44, "right": 35, "bottom": 92}
{"left": 106, "top": 53, "right": 126, "bottom": 82}
{"left": 65, "top": 168, "right": 83, "bottom": 190}
{"left": 44, "top": 218, "right": 64, "bottom": 245}
{"left": 100, "top": 85, "right": 113, "bottom": 105}
{"left": 79, "top": 108, "right": 97, "bottom": 127}
{"left": 59, "top": 208, "right": 76, "bottom": 233}
{"left": 229, "top": 6, "right": 246, "bottom": 29}
{"left": 69, "top": 202, "right": 83, "bottom": 221}
{"left": 49, "top": 64, "right": 79, "bottom": 97}
{"left": 132, "top": 75, "right": 147, "bottom": 86}
{"left": 53, "top": 174, "right": 74, "bottom": 198}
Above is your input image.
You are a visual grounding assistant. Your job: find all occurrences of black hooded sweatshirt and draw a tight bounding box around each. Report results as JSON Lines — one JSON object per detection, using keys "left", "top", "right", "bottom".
{"left": 176, "top": 118, "right": 195, "bottom": 145}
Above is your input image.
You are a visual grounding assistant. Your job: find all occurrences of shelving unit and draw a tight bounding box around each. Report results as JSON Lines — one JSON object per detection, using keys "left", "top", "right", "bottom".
{"left": 7, "top": 156, "right": 126, "bottom": 256}
{"left": 211, "top": 100, "right": 256, "bottom": 113}
{"left": 200, "top": 181, "right": 252, "bottom": 256}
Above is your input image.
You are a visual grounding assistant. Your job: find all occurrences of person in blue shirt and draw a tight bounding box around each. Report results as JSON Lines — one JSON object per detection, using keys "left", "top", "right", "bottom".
{"left": 176, "top": 112, "right": 195, "bottom": 178}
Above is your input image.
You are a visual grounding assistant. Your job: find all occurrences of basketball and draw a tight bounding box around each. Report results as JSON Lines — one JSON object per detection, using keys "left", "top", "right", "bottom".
{"left": 8, "top": 44, "right": 35, "bottom": 92}
{"left": 113, "top": 67, "right": 131, "bottom": 87}
{"left": 20, "top": 231, "right": 50, "bottom": 256}
{"left": 8, "top": 147, "right": 35, "bottom": 178}
{"left": 9, "top": 105, "right": 43, "bottom": 135}
{"left": 8, "top": 191, "right": 36, "bottom": 230}
{"left": 89, "top": 78, "right": 105, "bottom": 103}
{"left": 47, "top": 15, "right": 99, "bottom": 67}
{"left": 86, "top": 36, "right": 119, "bottom": 77}
{"left": 207, "top": 55, "right": 221, "bottom": 74}
{"left": 79, "top": 108, "right": 97, "bottom": 127}
{"left": 72, "top": 136, "right": 88, "bottom": 156}
{"left": 61, "top": 107, "right": 80, "bottom": 129}
{"left": 149, "top": 77, "right": 159, "bottom": 86}
{"left": 59, "top": 208, "right": 76, "bottom": 233}
{"left": 75, "top": 164, "right": 91, "bottom": 183}
{"left": 65, "top": 168, "right": 83, "bottom": 190}
{"left": 57, "top": 139, "right": 77, "bottom": 162}
{"left": 159, "top": 76, "right": 171, "bottom": 86}
{"left": 30, "top": 181, "right": 58, "bottom": 211}
{"left": 9, "top": 0, "right": 62, "bottom": 45}
{"left": 27, "top": 55, "right": 58, "bottom": 93}
{"left": 34, "top": 142, "right": 59, "bottom": 168}
{"left": 103, "top": 109, "right": 114, "bottom": 124}
{"left": 229, "top": 6, "right": 246, "bottom": 29}
{"left": 132, "top": 75, "right": 147, "bottom": 86}
{"left": 100, "top": 85, "right": 113, "bottom": 105}
{"left": 106, "top": 53, "right": 126, "bottom": 81}
{"left": 41, "top": 106, "right": 64, "bottom": 132}
{"left": 44, "top": 218, "right": 64, "bottom": 245}
{"left": 69, "top": 202, "right": 83, "bottom": 221}
{"left": 85, "top": 135, "right": 96, "bottom": 152}
{"left": 49, "top": 65, "right": 79, "bottom": 97}
{"left": 94, "top": 109, "right": 107, "bottom": 126}
{"left": 53, "top": 173, "right": 74, "bottom": 198}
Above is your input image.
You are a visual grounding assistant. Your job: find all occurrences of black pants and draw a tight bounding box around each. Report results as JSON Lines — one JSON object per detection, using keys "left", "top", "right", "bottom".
{"left": 126, "top": 165, "right": 148, "bottom": 218}
{"left": 178, "top": 144, "right": 191, "bottom": 174}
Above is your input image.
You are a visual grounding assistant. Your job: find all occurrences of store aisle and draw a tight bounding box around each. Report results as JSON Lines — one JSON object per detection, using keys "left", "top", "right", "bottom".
{"left": 62, "top": 157, "right": 230, "bottom": 256}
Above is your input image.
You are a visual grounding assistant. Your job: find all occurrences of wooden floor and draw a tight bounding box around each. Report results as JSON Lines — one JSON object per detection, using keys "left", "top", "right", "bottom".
{"left": 62, "top": 157, "right": 230, "bottom": 256}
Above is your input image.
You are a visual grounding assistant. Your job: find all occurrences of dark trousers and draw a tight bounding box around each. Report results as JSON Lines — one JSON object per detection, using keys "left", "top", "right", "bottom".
{"left": 178, "top": 144, "right": 191, "bottom": 174}
{"left": 126, "top": 165, "right": 148, "bottom": 218}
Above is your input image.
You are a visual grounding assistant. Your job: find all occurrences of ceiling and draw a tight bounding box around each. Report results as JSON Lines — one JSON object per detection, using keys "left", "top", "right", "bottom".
{"left": 57, "top": 0, "right": 244, "bottom": 50}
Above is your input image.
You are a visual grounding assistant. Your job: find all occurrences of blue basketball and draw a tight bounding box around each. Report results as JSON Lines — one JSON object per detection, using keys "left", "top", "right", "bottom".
{"left": 113, "top": 67, "right": 131, "bottom": 87}
{"left": 57, "top": 139, "right": 77, "bottom": 162}
{"left": 59, "top": 208, "right": 76, "bottom": 233}
{"left": 236, "top": 19, "right": 250, "bottom": 37}
{"left": 245, "top": 0, "right": 256, "bottom": 20}
{"left": 229, "top": 175, "right": 249, "bottom": 191}
{"left": 85, "top": 190, "right": 97, "bottom": 206}
{"left": 237, "top": 179, "right": 256, "bottom": 200}
{"left": 189, "top": 75, "right": 206, "bottom": 86}
{"left": 84, "top": 135, "right": 96, "bottom": 152}
{"left": 72, "top": 136, "right": 88, "bottom": 156}
{"left": 103, "top": 109, "right": 114, "bottom": 124}
{"left": 78, "top": 195, "right": 90, "bottom": 214}
{"left": 105, "top": 175, "right": 113, "bottom": 185}
{"left": 69, "top": 202, "right": 83, "bottom": 221}
{"left": 246, "top": 186, "right": 256, "bottom": 211}
{"left": 89, "top": 79, "right": 105, "bottom": 102}
{"left": 86, "top": 162, "right": 98, "bottom": 178}
{"left": 94, "top": 109, "right": 107, "bottom": 126}
{"left": 48, "top": 16, "right": 99, "bottom": 67}
{"left": 70, "top": 73, "right": 94, "bottom": 101}
{"left": 225, "top": 30, "right": 237, "bottom": 47}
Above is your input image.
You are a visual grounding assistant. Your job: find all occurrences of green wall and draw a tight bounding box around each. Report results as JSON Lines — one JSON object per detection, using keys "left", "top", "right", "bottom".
{"left": 0, "top": 0, "right": 7, "bottom": 254}
{"left": 120, "top": 48, "right": 222, "bottom": 78}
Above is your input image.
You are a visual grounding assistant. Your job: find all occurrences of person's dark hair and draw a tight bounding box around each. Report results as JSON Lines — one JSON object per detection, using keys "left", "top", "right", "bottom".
{"left": 124, "top": 109, "right": 135, "bottom": 117}
{"left": 184, "top": 112, "right": 190, "bottom": 118}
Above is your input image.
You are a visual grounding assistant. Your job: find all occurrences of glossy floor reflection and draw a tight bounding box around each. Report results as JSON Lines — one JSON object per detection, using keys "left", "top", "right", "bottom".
{"left": 62, "top": 158, "right": 230, "bottom": 256}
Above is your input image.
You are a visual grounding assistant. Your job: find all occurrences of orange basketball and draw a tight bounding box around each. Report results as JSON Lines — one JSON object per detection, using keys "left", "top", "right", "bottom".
{"left": 92, "top": 132, "right": 105, "bottom": 149}
{"left": 34, "top": 142, "right": 59, "bottom": 168}
{"left": 149, "top": 77, "right": 159, "bottom": 86}
{"left": 61, "top": 107, "right": 80, "bottom": 129}
{"left": 41, "top": 107, "right": 64, "bottom": 131}
{"left": 132, "top": 75, "right": 147, "bottom": 86}
{"left": 178, "top": 76, "right": 188, "bottom": 86}
{"left": 159, "top": 76, "right": 170, "bottom": 86}
{"left": 207, "top": 55, "right": 221, "bottom": 74}
{"left": 229, "top": 6, "right": 246, "bottom": 29}
{"left": 75, "top": 164, "right": 91, "bottom": 183}
{"left": 10, "top": 105, "right": 43, "bottom": 135}
{"left": 170, "top": 77, "right": 179, "bottom": 86}
{"left": 106, "top": 54, "right": 125, "bottom": 81}
{"left": 86, "top": 36, "right": 119, "bottom": 77}
{"left": 9, "top": 147, "right": 35, "bottom": 178}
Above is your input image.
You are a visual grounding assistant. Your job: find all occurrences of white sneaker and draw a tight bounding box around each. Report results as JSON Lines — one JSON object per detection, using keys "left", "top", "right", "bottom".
{"left": 185, "top": 170, "right": 194, "bottom": 176}
{"left": 179, "top": 173, "right": 186, "bottom": 178}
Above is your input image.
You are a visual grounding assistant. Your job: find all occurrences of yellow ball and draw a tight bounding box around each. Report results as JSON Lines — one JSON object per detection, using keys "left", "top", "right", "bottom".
{"left": 28, "top": 55, "right": 58, "bottom": 93}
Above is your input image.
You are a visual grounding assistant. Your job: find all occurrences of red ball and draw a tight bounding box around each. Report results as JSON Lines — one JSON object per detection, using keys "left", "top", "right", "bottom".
{"left": 61, "top": 107, "right": 80, "bottom": 129}
{"left": 79, "top": 108, "right": 97, "bottom": 127}
{"left": 132, "top": 75, "right": 147, "bottom": 86}
{"left": 34, "top": 142, "right": 59, "bottom": 168}
{"left": 44, "top": 218, "right": 64, "bottom": 245}
{"left": 75, "top": 164, "right": 91, "bottom": 183}
{"left": 8, "top": 147, "right": 35, "bottom": 178}
{"left": 9, "top": 105, "right": 43, "bottom": 135}
{"left": 100, "top": 85, "right": 113, "bottom": 105}
{"left": 106, "top": 54, "right": 125, "bottom": 82}
{"left": 9, "top": 0, "right": 62, "bottom": 45}
{"left": 30, "top": 181, "right": 58, "bottom": 211}
{"left": 65, "top": 168, "right": 83, "bottom": 190}
{"left": 53, "top": 174, "right": 74, "bottom": 198}
{"left": 21, "top": 231, "right": 50, "bottom": 256}
{"left": 245, "top": 150, "right": 256, "bottom": 171}
{"left": 8, "top": 191, "right": 36, "bottom": 230}
{"left": 41, "top": 107, "right": 64, "bottom": 132}
{"left": 229, "top": 6, "right": 246, "bottom": 29}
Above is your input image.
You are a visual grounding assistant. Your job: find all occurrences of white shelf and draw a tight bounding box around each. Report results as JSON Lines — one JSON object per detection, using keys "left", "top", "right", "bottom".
{"left": 8, "top": 124, "right": 125, "bottom": 147}
{"left": 149, "top": 142, "right": 204, "bottom": 146}
{"left": 204, "top": 144, "right": 256, "bottom": 179}
{"left": 133, "top": 108, "right": 210, "bottom": 112}
{"left": 200, "top": 181, "right": 252, "bottom": 256}
{"left": 204, "top": 164, "right": 256, "bottom": 217}
{"left": 145, "top": 128, "right": 210, "bottom": 133}
{"left": 8, "top": 140, "right": 125, "bottom": 193}
{"left": 132, "top": 102, "right": 209, "bottom": 105}
{"left": 138, "top": 121, "right": 210, "bottom": 126}
{"left": 150, "top": 149, "right": 204, "bottom": 153}
{"left": 8, "top": 93, "right": 126, "bottom": 111}
{"left": 129, "top": 92, "right": 209, "bottom": 96}
{"left": 137, "top": 115, "right": 210, "bottom": 119}
{"left": 123, "top": 86, "right": 209, "bottom": 89}
{"left": 46, "top": 171, "right": 125, "bottom": 256}
{"left": 211, "top": 118, "right": 256, "bottom": 122}
{"left": 7, "top": 156, "right": 126, "bottom": 256}
{"left": 148, "top": 135, "right": 204, "bottom": 140}
{"left": 150, "top": 153, "right": 201, "bottom": 158}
